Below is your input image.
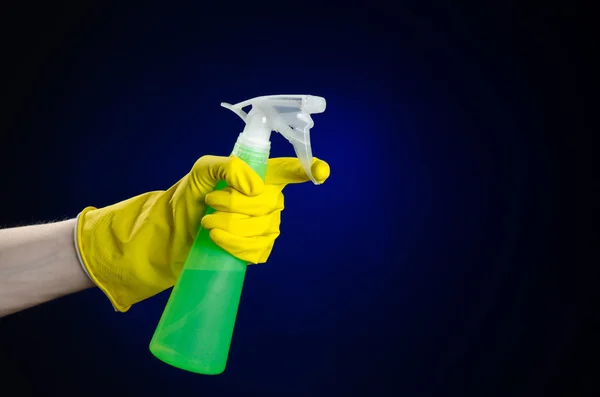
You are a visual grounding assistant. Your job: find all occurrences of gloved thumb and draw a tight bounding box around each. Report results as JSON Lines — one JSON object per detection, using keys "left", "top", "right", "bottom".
{"left": 265, "top": 157, "right": 331, "bottom": 186}
{"left": 191, "top": 155, "right": 265, "bottom": 196}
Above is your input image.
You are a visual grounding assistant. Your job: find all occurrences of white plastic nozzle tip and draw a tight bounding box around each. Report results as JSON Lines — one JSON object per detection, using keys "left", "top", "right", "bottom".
{"left": 303, "top": 96, "right": 326, "bottom": 113}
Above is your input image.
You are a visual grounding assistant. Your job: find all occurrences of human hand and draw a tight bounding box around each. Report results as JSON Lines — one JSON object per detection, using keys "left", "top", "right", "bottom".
{"left": 76, "top": 155, "right": 330, "bottom": 311}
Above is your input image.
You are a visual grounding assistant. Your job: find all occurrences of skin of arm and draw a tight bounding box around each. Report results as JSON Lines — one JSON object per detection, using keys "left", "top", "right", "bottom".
{"left": 0, "top": 219, "right": 94, "bottom": 318}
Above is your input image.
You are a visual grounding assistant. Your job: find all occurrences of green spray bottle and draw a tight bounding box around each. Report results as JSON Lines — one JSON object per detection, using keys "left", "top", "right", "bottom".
{"left": 149, "top": 94, "right": 327, "bottom": 375}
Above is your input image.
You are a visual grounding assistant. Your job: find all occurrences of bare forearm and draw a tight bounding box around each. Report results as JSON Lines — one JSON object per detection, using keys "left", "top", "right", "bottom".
{"left": 0, "top": 219, "right": 94, "bottom": 317}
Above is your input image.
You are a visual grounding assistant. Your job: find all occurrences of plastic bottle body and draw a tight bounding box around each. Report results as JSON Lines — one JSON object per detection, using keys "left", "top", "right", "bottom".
{"left": 149, "top": 142, "right": 268, "bottom": 375}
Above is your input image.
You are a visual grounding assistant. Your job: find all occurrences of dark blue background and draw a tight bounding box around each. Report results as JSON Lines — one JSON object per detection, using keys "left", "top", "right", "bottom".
{"left": 0, "top": 1, "right": 591, "bottom": 396}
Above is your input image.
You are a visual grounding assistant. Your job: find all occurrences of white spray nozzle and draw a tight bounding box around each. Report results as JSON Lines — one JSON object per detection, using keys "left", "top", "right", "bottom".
{"left": 221, "top": 94, "right": 326, "bottom": 185}
{"left": 302, "top": 95, "right": 326, "bottom": 114}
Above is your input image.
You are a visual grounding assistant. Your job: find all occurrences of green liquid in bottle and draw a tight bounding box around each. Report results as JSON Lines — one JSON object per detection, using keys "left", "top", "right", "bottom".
{"left": 150, "top": 143, "right": 268, "bottom": 375}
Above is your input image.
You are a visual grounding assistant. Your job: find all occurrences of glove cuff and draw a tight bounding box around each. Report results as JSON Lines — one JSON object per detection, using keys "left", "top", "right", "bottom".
{"left": 75, "top": 206, "right": 131, "bottom": 312}
{"left": 74, "top": 209, "right": 94, "bottom": 283}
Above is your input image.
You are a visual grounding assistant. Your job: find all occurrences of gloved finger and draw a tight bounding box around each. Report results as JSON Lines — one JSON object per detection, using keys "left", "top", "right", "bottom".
{"left": 265, "top": 157, "right": 330, "bottom": 186}
{"left": 192, "top": 155, "right": 265, "bottom": 197}
{"left": 205, "top": 185, "right": 284, "bottom": 216}
{"left": 209, "top": 228, "right": 279, "bottom": 264}
{"left": 201, "top": 211, "right": 281, "bottom": 237}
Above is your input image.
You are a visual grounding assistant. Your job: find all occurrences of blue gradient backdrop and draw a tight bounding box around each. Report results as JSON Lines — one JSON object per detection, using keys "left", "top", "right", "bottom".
{"left": 1, "top": 2, "right": 584, "bottom": 396}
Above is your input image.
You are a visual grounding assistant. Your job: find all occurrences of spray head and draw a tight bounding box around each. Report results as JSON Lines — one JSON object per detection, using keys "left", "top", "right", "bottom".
{"left": 221, "top": 94, "right": 326, "bottom": 184}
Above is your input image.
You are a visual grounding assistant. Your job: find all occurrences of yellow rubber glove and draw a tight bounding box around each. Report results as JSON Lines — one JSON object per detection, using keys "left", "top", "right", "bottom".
{"left": 75, "top": 155, "right": 330, "bottom": 312}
